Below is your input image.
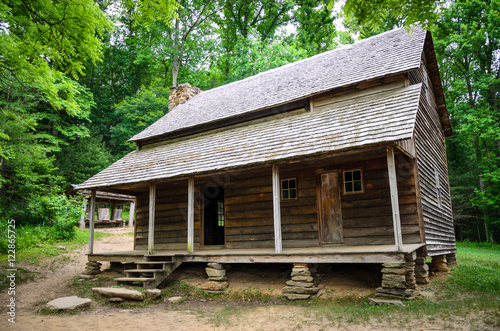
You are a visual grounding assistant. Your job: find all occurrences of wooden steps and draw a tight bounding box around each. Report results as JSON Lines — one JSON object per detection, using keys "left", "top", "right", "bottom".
{"left": 115, "top": 256, "right": 182, "bottom": 288}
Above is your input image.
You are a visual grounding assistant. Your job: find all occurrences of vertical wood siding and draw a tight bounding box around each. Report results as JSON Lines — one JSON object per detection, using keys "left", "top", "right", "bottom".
{"left": 413, "top": 59, "right": 456, "bottom": 256}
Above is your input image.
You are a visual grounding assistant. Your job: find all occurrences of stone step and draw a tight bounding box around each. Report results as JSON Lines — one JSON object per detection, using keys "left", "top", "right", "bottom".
{"left": 115, "top": 277, "right": 155, "bottom": 282}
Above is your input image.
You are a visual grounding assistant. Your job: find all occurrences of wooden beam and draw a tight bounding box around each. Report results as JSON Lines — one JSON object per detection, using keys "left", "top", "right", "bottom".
{"left": 128, "top": 200, "right": 135, "bottom": 228}
{"left": 148, "top": 182, "right": 156, "bottom": 255}
{"left": 272, "top": 164, "right": 282, "bottom": 253}
{"left": 187, "top": 177, "right": 195, "bottom": 254}
{"left": 88, "top": 190, "right": 96, "bottom": 255}
{"left": 387, "top": 146, "right": 403, "bottom": 252}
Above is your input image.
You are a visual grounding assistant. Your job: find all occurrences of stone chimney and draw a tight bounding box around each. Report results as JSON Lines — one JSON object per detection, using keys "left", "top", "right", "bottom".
{"left": 168, "top": 83, "right": 202, "bottom": 111}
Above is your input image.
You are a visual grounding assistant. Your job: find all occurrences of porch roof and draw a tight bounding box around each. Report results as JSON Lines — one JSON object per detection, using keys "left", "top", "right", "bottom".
{"left": 77, "top": 84, "right": 422, "bottom": 190}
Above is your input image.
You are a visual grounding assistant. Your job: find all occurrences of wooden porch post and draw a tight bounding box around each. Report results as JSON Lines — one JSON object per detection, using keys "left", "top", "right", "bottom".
{"left": 187, "top": 177, "right": 195, "bottom": 254}
{"left": 272, "top": 164, "right": 283, "bottom": 254}
{"left": 128, "top": 200, "right": 135, "bottom": 227}
{"left": 148, "top": 182, "right": 156, "bottom": 255}
{"left": 387, "top": 146, "right": 403, "bottom": 252}
{"left": 88, "top": 190, "right": 96, "bottom": 255}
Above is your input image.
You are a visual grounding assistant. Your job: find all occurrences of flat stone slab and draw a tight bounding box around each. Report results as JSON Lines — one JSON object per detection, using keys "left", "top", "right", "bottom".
{"left": 369, "top": 298, "right": 405, "bottom": 306}
{"left": 46, "top": 296, "right": 92, "bottom": 310}
{"left": 92, "top": 287, "right": 145, "bottom": 301}
{"left": 207, "top": 262, "right": 224, "bottom": 270}
{"left": 206, "top": 268, "right": 226, "bottom": 277}
{"left": 282, "top": 293, "right": 310, "bottom": 301}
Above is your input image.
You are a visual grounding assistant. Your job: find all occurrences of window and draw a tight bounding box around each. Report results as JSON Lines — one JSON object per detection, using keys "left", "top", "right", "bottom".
{"left": 217, "top": 200, "right": 224, "bottom": 226}
{"left": 281, "top": 178, "right": 297, "bottom": 200}
{"left": 435, "top": 167, "right": 442, "bottom": 208}
{"left": 343, "top": 169, "right": 363, "bottom": 194}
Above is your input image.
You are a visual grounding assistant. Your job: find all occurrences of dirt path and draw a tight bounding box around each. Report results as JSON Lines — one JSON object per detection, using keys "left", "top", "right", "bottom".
{"left": 0, "top": 230, "right": 487, "bottom": 330}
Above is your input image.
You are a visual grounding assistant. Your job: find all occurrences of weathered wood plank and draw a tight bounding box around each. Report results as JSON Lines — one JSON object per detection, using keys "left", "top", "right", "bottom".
{"left": 88, "top": 190, "right": 96, "bottom": 255}
{"left": 387, "top": 146, "right": 403, "bottom": 251}
{"left": 272, "top": 164, "right": 282, "bottom": 254}
{"left": 148, "top": 182, "right": 156, "bottom": 255}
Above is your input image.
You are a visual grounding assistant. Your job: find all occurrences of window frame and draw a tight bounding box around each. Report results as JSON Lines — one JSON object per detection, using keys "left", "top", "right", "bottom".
{"left": 281, "top": 178, "right": 298, "bottom": 201}
{"left": 343, "top": 169, "right": 364, "bottom": 195}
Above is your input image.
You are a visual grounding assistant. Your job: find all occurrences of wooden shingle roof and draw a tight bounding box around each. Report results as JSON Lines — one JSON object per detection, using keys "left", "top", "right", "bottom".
{"left": 77, "top": 84, "right": 422, "bottom": 190}
{"left": 129, "top": 28, "right": 428, "bottom": 143}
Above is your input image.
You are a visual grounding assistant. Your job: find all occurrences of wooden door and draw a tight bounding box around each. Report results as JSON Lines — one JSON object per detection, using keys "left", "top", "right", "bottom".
{"left": 320, "top": 171, "right": 343, "bottom": 243}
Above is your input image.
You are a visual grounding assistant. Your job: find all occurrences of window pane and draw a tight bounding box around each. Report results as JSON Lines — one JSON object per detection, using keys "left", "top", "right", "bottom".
{"left": 289, "top": 189, "right": 296, "bottom": 199}
{"left": 289, "top": 179, "right": 296, "bottom": 189}
{"left": 353, "top": 170, "right": 361, "bottom": 181}
{"left": 354, "top": 181, "right": 362, "bottom": 192}
{"left": 345, "top": 171, "right": 352, "bottom": 182}
{"left": 345, "top": 182, "right": 353, "bottom": 192}
{"left": 282, "top": 190, "right": 289, "bottom": 199}
{"left": 282, "top": 180, "right": 288, "bottom": 189}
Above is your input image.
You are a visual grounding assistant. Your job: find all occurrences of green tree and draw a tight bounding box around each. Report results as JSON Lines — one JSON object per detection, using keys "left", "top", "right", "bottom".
{"left": 0, "top": 0, "right": 111, "bottom": 225}
{"left": 110, "top": 86, "right": 170, "bottom": 157}
{"left": 433, "top": 0, "right": 500, "bottom": 242}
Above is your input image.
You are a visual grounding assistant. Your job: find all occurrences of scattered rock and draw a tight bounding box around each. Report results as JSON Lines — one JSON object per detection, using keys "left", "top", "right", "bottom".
{"left": 166, "top": 296, "right": 183, "bottom": 304}
{"left": 145, "top": 289, "right": 162, "bottom": 299}
{"left": 369, "top": 298, "right": 405, "bottom": 306}
{"left": 79, "top": 274, "right": 93, "bottom": 279}
{"left": 46, "top": 296, "right": 92, "bottom": 310}
{"left": 56, "top": 246, "right": 66, "bottom": 250}
{"left": 202, "top": 281, "right": 228, "bottom": 291}
{"left": 109, "top": 297, "right": 125, "bottom": 303}
{"left": 92, "top": 287, "right": 145, "bottom": 301}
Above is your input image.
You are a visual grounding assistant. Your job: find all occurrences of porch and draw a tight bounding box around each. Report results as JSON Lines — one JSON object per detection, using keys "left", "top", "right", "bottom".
{"left": 88, "top": 243, "right": 424, "bottom": 264}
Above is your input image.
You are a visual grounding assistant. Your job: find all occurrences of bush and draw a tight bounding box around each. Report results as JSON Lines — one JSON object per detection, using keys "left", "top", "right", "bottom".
{"left": 0, "top": 193, "right": 84, "bottom": 253}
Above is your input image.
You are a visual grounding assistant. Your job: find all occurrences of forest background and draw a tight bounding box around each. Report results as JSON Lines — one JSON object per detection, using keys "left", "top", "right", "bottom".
{"left": 0, "top": 0, "right": 499, "bottom": 246}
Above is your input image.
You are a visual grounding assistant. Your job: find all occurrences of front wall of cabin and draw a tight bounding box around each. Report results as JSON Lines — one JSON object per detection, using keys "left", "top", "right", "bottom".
{"left": 134, "top": 155, "right": 423, "bottom": 251}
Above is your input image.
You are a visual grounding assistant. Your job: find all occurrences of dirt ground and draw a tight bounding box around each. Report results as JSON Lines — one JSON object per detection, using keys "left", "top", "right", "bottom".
{"left": 0, "top": 229, "right": 489, "bottom": 330}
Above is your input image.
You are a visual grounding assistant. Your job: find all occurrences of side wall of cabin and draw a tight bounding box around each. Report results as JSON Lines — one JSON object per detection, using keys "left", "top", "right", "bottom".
{"left": 412, "top": 56, "right": 456, "bottom": 256}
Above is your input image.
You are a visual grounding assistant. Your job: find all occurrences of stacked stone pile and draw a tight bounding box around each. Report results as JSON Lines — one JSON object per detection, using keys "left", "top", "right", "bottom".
{"left": 405, "top": 261, "right": 417, "bottom": 289}
{"left": 83, "top": 261, "right": 102, "bottom": 275}
{"left": 374, "top": 263, "right": 414, "bottom": 300}
{"left": 432, "top": 255, "right": 450, "bottom": 272}
{"left": 282, "top": 264, "right": 319, "bottom": 301}
{"left": 415, "top": 257, "right": 429, "bottom": 284}
{"left": 202, "top": 263, "right": 228, "bottom": 294}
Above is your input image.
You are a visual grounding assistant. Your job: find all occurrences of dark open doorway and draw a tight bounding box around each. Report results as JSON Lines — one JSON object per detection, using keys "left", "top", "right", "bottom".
{"left": 203, "top": 185, "right": 225, "bottom": 245}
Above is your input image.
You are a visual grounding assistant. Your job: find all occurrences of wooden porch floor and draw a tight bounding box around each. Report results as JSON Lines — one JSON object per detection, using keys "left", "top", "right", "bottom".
{"left": 88, "top": 243, "right": 424, "bottom": 264}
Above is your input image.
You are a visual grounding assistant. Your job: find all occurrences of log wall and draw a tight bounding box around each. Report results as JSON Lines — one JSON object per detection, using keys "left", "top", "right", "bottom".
{"left": 134, "top": 182, "right": 200, "bottom": 250}
{"left": 413, "top": 57, "right": 456, "bottom": 256}
{"left": 339, "top": 157, "right": 422, "bottom": 245}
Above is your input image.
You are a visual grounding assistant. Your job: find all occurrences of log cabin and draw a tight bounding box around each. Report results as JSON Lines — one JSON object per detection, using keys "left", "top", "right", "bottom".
{"left": 77, "top": 28, "right": 456, "bottom": 298}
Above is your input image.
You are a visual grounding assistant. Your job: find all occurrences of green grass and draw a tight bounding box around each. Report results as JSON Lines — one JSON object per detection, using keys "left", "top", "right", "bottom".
{"left": 448, "top": 242, "right": 500, "bottom": 293}
{"left": 0, "top": 227, "right": 113, "bottom": 291}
